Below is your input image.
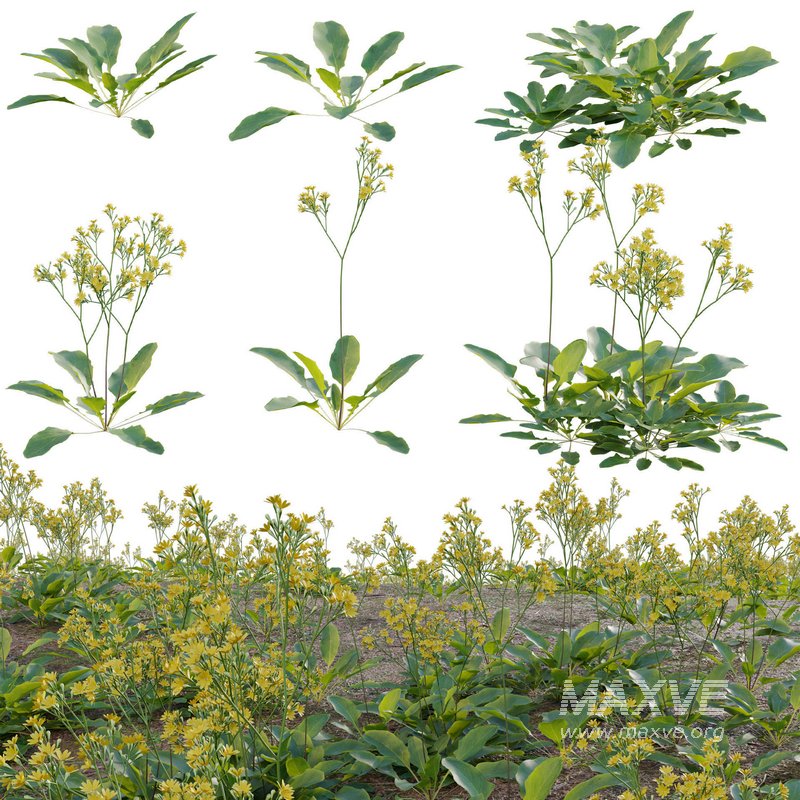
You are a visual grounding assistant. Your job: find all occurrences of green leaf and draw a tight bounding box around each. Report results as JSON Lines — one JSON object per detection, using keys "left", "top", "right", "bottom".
{"left": 552, "top": 339, "right": 587, "bottom": 384}
{"left": 145, "top": 391, "right": 203, "bottom": 416}
{"left": 362, "top": 31, "right": 404, "bottom": 74}
{"left": 655, "top": 11, "right": 693, "bottom": 55}
{"left": 460, "top": 413, "right": 512, "bottom": 424}
{"left": 266, "top": 396, "right": 318, "bottom": 412}
{"left": 8, "top": 94, "right": 75, "bottom": 110}
{"left": 564, "top": 774, "right": 623, "bottom": 800}
{"left": 366, "top": 430, "right": 409, "bottom": 454}
{"left": 454, "top": 726, "right": 496, "bottom": 762}
{"left": 78, "top": 396, "right": 105, "bottom": 417}
{"left": 465, "top": 344, "right": 517, "bottom": 379}
{"left": 442, "top": 758, "right": 494, "bottom": 800}
{"left": 523, "top": 757, "right": 563, "bottom": 800}
{"left": 293, "top": 352, "right": 327, "bottom": 396}
{"left": 24, "top": 428, "right": 72, "bottom": 458}
{"left": 251, "top": 348, "right": 308, "bottom": 386}
{"left": 399, "top": 64, "right": 461, "bottom": 91}
{"left": 719, "top": 46, "right": 777, "bottom": 81}
{"left": 649, "top": 141, "right": 673, "bottom": 157}
{"left": 317, "top": 67, "right": 341, "bottom": 94}
{"left": 135, "top": 13, "right": 195, "bottom": 74}
{"left": 561, "top": 451, "right": 580, "bottom": 465}
{"left": 8, "top": 381, "right": 68, "bottom": 404}
{"left": 153, "top": 55, "right": 215, "bottom": 90}
{"left": 324, "top": 102, "right": 356, "bottom": 119}
{"left": 0, "top": 628, "right": 11, "bottom": 661}
{"left": 256, "top": 52, "right": 311, "bottom": 82}
{"left": 313, "top": 21, "right": 349, "bottom": 71}
{"left": 362, "top": 730, "right": 411, "bottom": 768}
{"left": 229, "top": 107, "right": 298, "bottom": 140}
{"left": 330, "top": 336, "right": 360, "bottom": 386}
{"left": 320, "top": 623, "right": 340, "bottom": 667}
{"left": 131, "top": 118, "right": 154, "bottom": 138}
{"left": 491, "top": 608, "right": 511, "bottom": 642}
{"left": 378, "top": 687, "right": 403, "bottom": 719}
{"left": 609, "top": 129, "right": 647, "bottom": 167}
{"left": 363, "top": 121, "right": 396, "bottom": 141}
{"left": 110, "top": 425, "right": 164, "bottom": 455}
{"left": 108, "top": 343, "right": 157, "bottom": 397}
{"left": 86, "top": 25, "right": 122, "bottom": 69}
{"left": 58, "top": 37, "right": 102, "bottom": 76}
{"left": 365, "top": 354, "right": 423, "bottom": 395}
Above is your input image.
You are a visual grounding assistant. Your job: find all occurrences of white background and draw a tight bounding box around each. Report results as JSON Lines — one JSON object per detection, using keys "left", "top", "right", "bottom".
{"left": 0, "top": 1, "right": 796, "bottom": 563}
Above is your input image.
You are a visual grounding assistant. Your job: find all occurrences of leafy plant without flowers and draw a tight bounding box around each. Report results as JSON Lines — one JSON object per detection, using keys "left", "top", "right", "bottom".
{"left": 8, "top": 13, "right": 214, "bottom": 138}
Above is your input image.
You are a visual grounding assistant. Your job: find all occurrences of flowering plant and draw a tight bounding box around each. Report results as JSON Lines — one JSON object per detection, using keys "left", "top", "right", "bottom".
{"left": 462, "top": 139, "right": 782, "bottom": 469}
{"left": 253, "top": 139, "right": 422, "bottom": 452}
{"left": 9, "top": 206, "right": 202, "bottom": 457}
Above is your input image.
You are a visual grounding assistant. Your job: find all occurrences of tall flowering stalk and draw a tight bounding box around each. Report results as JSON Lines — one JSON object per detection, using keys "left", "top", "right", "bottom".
{"left": 252, "top": 139, "right": 422, "bottom": 453}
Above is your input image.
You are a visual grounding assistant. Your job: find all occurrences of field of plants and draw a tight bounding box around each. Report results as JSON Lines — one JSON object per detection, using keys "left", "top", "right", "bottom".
{"left": 1, "top": 5, "right": 797, "bottom": 800}
{"left": 2, "top": 449, "right": 800, "bottom": 799}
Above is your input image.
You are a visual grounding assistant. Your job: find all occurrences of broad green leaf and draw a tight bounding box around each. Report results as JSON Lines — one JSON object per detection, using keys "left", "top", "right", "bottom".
{"left": 131, "top": 118, "right": 154, "bottom": 138}
{"left": 564, "top": 773, "right": 623, "bottom": 800}
{"left": 110, "top": 425, "right": 164, "bottom": 455}
{"left": 523, "top": 757, "right": 563, "bottom": 800}
{"left": 320, "top": 623, "right": 340, "bottom": 666}
{"left": 313, "top": 21, "right": 349, "bottom": 71}
{"left": 441, "top": 757, "right": 494, "bottom": 800}
{"left": 460, "top": 413, "right": 512, "bottom": 424}
{"left": 251, "top": 348, "right": 307, "bottom": 386}
{"left": 8, "top": 381, "right": 68, "bottom": 404}
{"left": 720, "top": 46, "right": 777, "bottom": 81}
{"left": 78, "top": 396, "right": 105, "bottom": 417}
{"left": 552, "top": 339, "right": 587, "bottom": 384}
{"left": 330, "top": 335, "right": 360, "bottom": 386}
{"left": 361, "top": 31, "right": 404, "bottom": 74}
{"left": 8, "top": 94, "right": 75, "bottom": 110}
{"left": 399, "top": 64, "right": 461, "bottom": 91}
{"left": 317, "top": 67, "right": 341, "bottom": 94}
{"left": 454, "top": 726, "right": 496, "bottom": 762}
{"left": 340, "top": 75, "right": 363, "bottom": 98}
{"left": 363, "top": 121, "right": 396, "bottom": 141}
{"left": 370, "top": 62, "right": 424, "bottom": 92}
{"left": 229, "top": 107, "right": 298, "bottom": 140}
{"left": 108, "top": 342, "right": 157, "bottom": 397}
{"left": 256, "top": 52, "right": 311, "bottom": 82}
{"left": 362, "top": 730, "right": 411, "bottom": 767}
{"left": 365, "top": 354, "right": 423, "bottom": 395}
{"left": 324, "top": 102, "right": 356, "bottom": 119}
{"left": 153, "top": 55, "right": 215, "bottom": 90}
{"left": 655, "top": 11, "right": 693, "bottom": 55}
{"left": 135, "top": 13, "right": 195, "bottom": 74}
{"left": 491, "top": 607, "right": 511, "bottom": 642}
{"left": 86, "top": 25, "right": 122, "bottom": 69}
{"left": 266, "top": 396, "right": 318, "bottom": 412}
{"left": 145, "top": 391, "right": 203, "bottom": 416}
{"left": 649, "top": 140, "right": 673, "bottom": 157}
{"left": 329, "top": 695, "right": 361, "bottom": 729}
{"left": 366, "top": 430, "right": 409, "bottom": 454}
{"left": 465, "top": 344, "right": 517, "bottom": 379}
{"left": 294, "top": 352, "right": 327, "bottom": 396}
{"left": 58, "top": 37, "right": 102, "bottom": 76}
{"left": 609, "top": 129, "right": 647, "bottom": 167}
{"left": 0, "top": 628, "right": 11, "bottom": 661}
{"left": 378, "top": 687, "right": 403, "bottom": 719}
{"left": 23, "top": 48, "right": 88, "bottom": 78}
{"left": 24, "top": 428, "right": 72, "bottom": 458}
